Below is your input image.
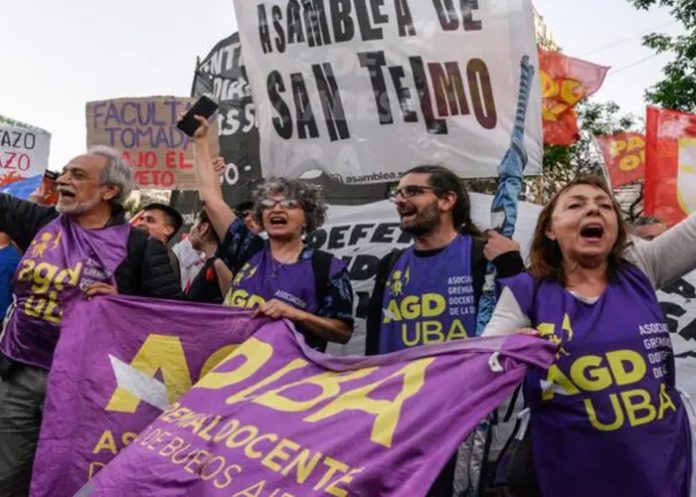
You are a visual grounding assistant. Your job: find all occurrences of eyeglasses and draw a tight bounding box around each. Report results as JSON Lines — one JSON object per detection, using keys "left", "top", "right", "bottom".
{"left": 389, "top": 185, "right": 443, "bottom": 202}
{"left": 260, "top": 198, "right": 302, "bottom": 210}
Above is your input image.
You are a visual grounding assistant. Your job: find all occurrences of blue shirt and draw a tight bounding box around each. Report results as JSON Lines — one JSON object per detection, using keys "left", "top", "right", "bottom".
{"left": 0, "top": 245, "right": 21, "bottom": 318}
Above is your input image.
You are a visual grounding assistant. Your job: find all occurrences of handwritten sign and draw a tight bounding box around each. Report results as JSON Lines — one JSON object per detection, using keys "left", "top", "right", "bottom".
{"left": 86, "top": 97, "right": 219, "bottom": 190}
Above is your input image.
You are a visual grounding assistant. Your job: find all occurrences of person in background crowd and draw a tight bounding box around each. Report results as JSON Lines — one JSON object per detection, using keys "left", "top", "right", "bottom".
{"left": 172, "top": 236, "right": 205, "bottom": 292}
{"left": 0, "top": 146, "right": 181, "bottom": 496}
{"left": 0, "top": 232, "right": 20, "bottom": 318}
{"left": 364, "top": 164, "right": 525, "bottom": 497}
{"left": 235, "top": 201, "right": 262, "bottom": 234}
{"left": 483, "top": 176, "right": 696, "bottom": 497}
{"left": 632, "top": 214, "right": 668, "bottom": 240}
{"left": 185, "top": 209, "right": 232, "bottom": 303}
{"left": 134, "top": 203, "right": 184, "bottom": 281}
{"left": 191, "top": 115, "right": 354, "bottom": 351}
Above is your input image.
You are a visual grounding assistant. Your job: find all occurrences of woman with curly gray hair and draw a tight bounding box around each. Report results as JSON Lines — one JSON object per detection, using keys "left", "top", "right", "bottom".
{"left": 190, "top": 116, "right": 353, "bottom": 351}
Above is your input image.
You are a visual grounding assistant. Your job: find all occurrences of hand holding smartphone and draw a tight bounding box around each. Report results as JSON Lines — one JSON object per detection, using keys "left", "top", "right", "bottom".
{"left": 176, "top": 96, "right": 219, "bottom": 137}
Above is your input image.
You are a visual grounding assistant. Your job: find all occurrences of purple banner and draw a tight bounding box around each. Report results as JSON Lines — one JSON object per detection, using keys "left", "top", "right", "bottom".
{"left": 31, "top": 296, "right": 263, "bottom": 497}
{"left": 77, "top": 323, "right": 555, "bottom": 497}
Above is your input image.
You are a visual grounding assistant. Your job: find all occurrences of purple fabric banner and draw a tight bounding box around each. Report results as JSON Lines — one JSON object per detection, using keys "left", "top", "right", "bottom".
{"left": 77, "top": 323, "right": 555, "bottom": 497}
{"left": 31, "top": 296, "right": 263, "bottom": 497}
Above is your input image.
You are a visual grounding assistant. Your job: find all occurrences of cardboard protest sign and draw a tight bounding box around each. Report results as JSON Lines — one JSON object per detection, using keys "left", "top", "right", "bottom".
{"left": 86, "top": 97, "right": 219, "bottom": 190}
{"left": 234, "top": 0, "right": 543, "bottom": 184}
{"left": 77, "top": 322, "right": 554, "bottom": 496}
{"left": 0, "top": 123, "right": 50, "bottom": 186}
{"left": 31, "top": 296, "right": 261, "bottom": 497}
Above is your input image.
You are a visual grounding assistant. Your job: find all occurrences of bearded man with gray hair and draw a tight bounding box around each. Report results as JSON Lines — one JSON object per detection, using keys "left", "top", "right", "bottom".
{"left": 0, "top": 146, "right": 181, "bottom": 496}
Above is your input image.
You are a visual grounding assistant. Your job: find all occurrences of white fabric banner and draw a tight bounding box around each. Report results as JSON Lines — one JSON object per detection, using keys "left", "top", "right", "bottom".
{"left": 659, "top": 271, "right": 696, "bottom": 495}
{"left": 0, "top": 125, "right": 50, "bottom": 184}
{"left": 235, "top": 0, "right": 542, "bottom": 184}
{"left": 309, "top": 193, "right": 542, "bottom": 355}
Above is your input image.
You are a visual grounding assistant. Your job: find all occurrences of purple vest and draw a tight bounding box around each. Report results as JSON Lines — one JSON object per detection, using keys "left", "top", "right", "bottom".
{"left": 1, "top": 216, "right": 130, "bottom": 370}
{"left": 505, "top": 267, "right": 691, "bottom": 497}
{"left": 224, "top": 247, "right": 319, "bottom": 313}
{"left": 379, "top": 235, "right": 477, "bottom": 353}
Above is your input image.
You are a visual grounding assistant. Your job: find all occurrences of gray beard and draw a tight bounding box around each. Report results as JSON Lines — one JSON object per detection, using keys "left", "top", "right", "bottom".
{"left": 55, "top": 195, "right": 102, "bottom": 216}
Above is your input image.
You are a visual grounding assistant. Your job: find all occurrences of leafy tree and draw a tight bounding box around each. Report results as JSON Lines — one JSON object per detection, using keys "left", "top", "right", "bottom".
{"left": 465, "top": 100, "right": 638, "bottom": 204}
{"left": 628, "top": 0, "right": 696, "bottom": 111}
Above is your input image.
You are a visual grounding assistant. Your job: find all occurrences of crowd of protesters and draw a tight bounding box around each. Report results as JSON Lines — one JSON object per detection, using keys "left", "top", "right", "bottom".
{"left": 0, "top": 118, "right": 695, "bottom": 497}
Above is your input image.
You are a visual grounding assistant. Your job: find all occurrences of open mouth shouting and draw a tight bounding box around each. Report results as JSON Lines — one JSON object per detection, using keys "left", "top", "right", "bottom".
{"left": 579, "top": 222, "right": 605, "bottom": 243}
{"left": 268, "top": 215, "right": 289, "bottom": 228}
{"left": 397, "top": 206, "right": 418, "bottom": 223}
{"left": 57, "top": 186, "right": 77, "bottom": 200}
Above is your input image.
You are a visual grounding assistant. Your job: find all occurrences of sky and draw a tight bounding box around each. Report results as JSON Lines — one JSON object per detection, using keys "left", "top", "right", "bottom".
{"left": 534, "top": 0, "right": 684, "bottom": 121}
{"left": 0, "top": 0, "right": 685, "bottom": 170}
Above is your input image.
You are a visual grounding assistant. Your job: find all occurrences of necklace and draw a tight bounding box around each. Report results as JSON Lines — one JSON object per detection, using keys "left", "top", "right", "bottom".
{"left": 270, "top": 249, "right": 302, "bottom": 278}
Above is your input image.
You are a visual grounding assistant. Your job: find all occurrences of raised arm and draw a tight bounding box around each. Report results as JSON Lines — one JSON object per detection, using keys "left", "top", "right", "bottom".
{"left": 191, "top": 116, "right": 236, "bottom": 240}
{"left": 626, "top": 212, "right": 696, "bottom": 289}
{"left": 0, "top": 193, "right": 57, "bottom": 250}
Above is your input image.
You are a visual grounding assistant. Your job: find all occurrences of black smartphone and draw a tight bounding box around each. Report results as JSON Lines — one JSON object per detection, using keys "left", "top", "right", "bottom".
{"left": 176, "top": 95, "right": 219, "bottom": 137}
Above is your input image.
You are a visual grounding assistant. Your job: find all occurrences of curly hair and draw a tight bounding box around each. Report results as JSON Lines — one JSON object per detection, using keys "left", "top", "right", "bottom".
{"left": 252, "top": 178, "right": 328, "bottom": 233}
{"left": 529, "top": 175, "right": 629, "bottom": 284}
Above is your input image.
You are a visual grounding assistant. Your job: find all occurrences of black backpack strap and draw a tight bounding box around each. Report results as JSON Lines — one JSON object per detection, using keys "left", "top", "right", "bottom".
{"left": 311, "top": 249, "right": 334, "bottom": 306}
{"left": 471, "top": 236, "right": 487, "bottom": 308}
{"left": 365, "top": 248, "right": 404, "bottom": 356}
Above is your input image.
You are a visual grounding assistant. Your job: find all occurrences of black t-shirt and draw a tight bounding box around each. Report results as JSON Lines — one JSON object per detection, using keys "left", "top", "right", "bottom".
{"left": 185, "top": 258, "right": 223, "bottom": 304}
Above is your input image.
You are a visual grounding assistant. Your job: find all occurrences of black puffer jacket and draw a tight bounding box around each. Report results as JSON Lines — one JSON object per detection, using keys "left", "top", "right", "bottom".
{"left": 0, "top": 193, "right": 181, "bottom": 298}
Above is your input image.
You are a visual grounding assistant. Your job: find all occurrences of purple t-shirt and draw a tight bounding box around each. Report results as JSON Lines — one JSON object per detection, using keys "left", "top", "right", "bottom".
{"left": 379, "top": 235, "right": 477, "bottom": 353}
{"left": 504, "top": 267, "right": 691, "bottom": 497}
{"left": 1, "top": 216, "right": 130, "bottom": 370}
{"left": 218, "top": 219, "right": 354, "bottom": 351}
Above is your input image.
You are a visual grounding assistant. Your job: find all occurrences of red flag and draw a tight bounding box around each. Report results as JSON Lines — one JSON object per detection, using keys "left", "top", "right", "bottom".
{"left": 645, "top": 106, "right": 696, "bottom": 226}
{"left": 595, "top": 132, "right": 645, "bottom": 188}
{"left": 540, "top": 49, "right": 609, "bottom": 145}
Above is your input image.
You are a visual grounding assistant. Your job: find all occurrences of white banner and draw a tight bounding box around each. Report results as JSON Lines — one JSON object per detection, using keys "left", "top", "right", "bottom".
{"left": 309, "top": 193, "right": 542, "bottom": 355}
{"left": 0, "top": 125, "right": 50, "bottom": 185}
{"left": 659, "top": 271, "right": 696, "bottom": 495}
{"left": 235, "top": 0, "right": 542, "bottom": 184}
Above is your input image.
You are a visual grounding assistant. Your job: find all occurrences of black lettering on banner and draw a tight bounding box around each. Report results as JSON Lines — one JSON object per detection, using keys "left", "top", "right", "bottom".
{"left": 389, "top": 66, "right": 418, "bottom": 122}
{"left": 290, "top": 74, "right": 319, "bottom": 139}
{"left": 328, "top": 225, "right": 351, "bottom": 250}
{"left": 305, "top": 229, "right": 326, "bottom": 248}
{"left": 287, "top": 0, "right": 306, "bottom": 44}
{"left": 272, "top": 6, "right": 286, "bottom": 53}
{"left": 354, "top": 0, "right": 383, "bottom": 41}
{"left": 428, "top": 62, "right": 470, "bottom": 117}
{"left": 661, "top": 302, "right": 686, "bottom": 335}
{"left": 330, "top": 0, "right": 355, "bottom": 43}
{"left": 349, "top": 224, "right": 375, "bottom": 246}
{"left": 372, "top": 223, "right": 400, "bottom": 244}
{"left": 467, "top": 59, "right": 497, "bottom": 129}
{"left": 662, "top": 278, "right": 696, "bottom": 300}
{"left": 395, "top": 0, "right": 416, "bottom": 37}
{"left": 349, "top": 254, "right": 379, "bottom": 280}
{"left": 302, "top": 0, "right": 332, "bottom": 47}
{"left": 312, "top": 63, "right": 351, "bottom": 141}
{"left": 267, "top": 71, "right": 293, "bottom": 139}
{"left": 461, "top": 0, "right": 482, "bottom": 31}
{"left": 358, "top": 51, "right": 393, "bottom": 125}
{"left": 432, "top": 0, "right": 482, "bottom": 31}
{"left": 432, "top": 0, "right": 459, "bottom": 31}
{"left": 409, "top": 56, "right": 448, "bottom": 134}
{"left": 257, "top": 5, "right": 273, "bottom": 54}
